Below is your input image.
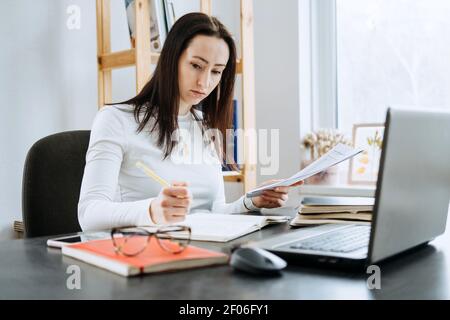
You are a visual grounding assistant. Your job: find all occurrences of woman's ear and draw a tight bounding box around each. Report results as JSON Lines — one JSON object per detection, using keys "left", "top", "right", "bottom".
{"left": 216, "top": 82, "right": 221, "bottom": 101}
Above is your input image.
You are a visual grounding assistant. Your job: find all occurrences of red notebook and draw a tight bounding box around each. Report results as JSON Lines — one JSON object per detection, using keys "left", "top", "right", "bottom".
{"left": 62, "top": 238, "right": 229, "bottom": 277}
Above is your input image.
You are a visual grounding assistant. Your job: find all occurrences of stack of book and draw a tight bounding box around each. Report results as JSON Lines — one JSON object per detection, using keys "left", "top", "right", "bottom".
{"left": 13, "top": 220, "right": 24, "bottom": 238}
{"left": 290, "top": 197, "right": 374, "bottom": 227}
{"left": 13, "top": 220, "right": 24, "bottom": 233}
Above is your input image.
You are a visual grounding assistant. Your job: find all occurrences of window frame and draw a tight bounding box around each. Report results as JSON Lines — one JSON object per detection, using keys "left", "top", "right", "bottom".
{"left": 299, "top": 0, "right": 338, "bottom": 137}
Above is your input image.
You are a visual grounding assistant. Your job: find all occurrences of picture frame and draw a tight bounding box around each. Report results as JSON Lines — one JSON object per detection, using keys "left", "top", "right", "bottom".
{"left": 124, "top": 0, "right": 168, "bottom": 52}
{"left": 348, "top": 123, "right": 385, "bottom": 185}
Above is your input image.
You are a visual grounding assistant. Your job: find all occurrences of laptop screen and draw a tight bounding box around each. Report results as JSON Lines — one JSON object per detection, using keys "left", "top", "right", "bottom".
{"left": 368, "top": 107, "right": 450, "bottom": 263}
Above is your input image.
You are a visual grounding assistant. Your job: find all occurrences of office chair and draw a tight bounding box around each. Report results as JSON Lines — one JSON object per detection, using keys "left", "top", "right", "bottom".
{"left": 22, "top": 130, "right": 90, "bottom": 238}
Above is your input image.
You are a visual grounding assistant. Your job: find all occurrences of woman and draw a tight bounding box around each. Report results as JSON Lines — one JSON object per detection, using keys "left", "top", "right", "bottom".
{"left": 78, "top": 12, "right": 301, "bottom": 231}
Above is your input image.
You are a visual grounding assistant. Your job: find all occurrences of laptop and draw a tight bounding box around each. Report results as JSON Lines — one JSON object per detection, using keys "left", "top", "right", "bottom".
{"left": 256, "top": 107, "right": 450, "bottom": 270}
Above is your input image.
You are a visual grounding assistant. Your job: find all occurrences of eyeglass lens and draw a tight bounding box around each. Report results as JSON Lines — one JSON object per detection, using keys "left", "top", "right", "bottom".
{"left": 112, "top": 226, "right": 190, "bottom": 256}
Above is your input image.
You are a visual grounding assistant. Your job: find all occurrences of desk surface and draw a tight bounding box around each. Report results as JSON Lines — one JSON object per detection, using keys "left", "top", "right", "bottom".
{"left": 1, "top": 208, "right": 449, "bottom": 300}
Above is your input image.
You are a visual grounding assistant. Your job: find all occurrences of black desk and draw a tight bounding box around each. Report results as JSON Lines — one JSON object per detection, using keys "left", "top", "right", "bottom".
{"left": 1, "top": 208, "right": 449, "bottom": 299}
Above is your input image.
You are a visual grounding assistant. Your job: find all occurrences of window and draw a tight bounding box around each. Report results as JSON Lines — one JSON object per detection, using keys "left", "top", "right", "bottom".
{"left": 336, "top": 0, "right": 450, "bottom": 134}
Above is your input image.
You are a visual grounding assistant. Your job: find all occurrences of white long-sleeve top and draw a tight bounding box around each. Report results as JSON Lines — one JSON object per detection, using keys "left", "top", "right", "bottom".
{"left": 78, "top": 104, "right": 256, "bottom": 231}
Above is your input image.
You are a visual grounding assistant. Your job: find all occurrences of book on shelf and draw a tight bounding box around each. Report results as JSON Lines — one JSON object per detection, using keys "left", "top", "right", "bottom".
{"left": 290, "top": 196, "right": 374, "bottom": 227}
{"left": 223, "top": 99, "right": 240, "bottom": 172}
{"left": 163, "top": 0, "right": 176, "bottom": 31}
{"left": 142, "top": 213, "right": 289, "bottom": 243}
{"left": 62, "top": 238, "right": 228, "bottom": 277}
{"left": 124, "top": 0, "right": 168, "bottom": 52}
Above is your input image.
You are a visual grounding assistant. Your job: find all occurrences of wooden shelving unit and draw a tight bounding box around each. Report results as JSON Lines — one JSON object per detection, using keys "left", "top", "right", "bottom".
{"left": 96, "top": 0, "right": 256, "bottom": 192}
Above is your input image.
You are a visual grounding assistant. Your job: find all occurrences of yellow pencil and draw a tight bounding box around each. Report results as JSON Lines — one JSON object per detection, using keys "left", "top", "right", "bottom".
{"left": 135, "top": 161, "right": 170, "bottom": 187}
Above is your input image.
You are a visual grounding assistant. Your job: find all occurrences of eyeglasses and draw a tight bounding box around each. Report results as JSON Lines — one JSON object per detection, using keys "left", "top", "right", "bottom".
{"left": 111, "top": 225, "right": 191, "bottom": 257}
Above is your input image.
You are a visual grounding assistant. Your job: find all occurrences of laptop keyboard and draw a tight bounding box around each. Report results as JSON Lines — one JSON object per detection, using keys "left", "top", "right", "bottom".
{"left": 289, "top": 226, "right": 370, "bottom": 253}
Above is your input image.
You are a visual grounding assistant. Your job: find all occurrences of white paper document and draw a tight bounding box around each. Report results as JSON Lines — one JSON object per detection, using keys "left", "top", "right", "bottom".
{"left": 246, "top": 143, "right": 364, "bottom": 198}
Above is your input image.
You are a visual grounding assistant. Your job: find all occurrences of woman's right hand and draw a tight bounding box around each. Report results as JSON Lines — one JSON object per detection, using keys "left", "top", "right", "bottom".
{"left": 149, "top": 182, "right": 192, "bottom": 225}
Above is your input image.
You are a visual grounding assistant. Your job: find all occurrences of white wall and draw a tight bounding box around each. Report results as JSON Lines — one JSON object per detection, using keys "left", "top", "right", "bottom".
{"left": 253, "top": 0, "right": 300, "bottom": 206}
{"left": 0, "top": 0, "right": 300, "bottom": 240}
{"left": 0, "top": 0, "right": 132, "bottom": 240}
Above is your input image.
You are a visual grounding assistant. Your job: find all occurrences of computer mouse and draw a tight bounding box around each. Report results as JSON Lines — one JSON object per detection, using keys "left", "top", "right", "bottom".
{"left": 230, "top": 247, "right": 287, "bottom": 275}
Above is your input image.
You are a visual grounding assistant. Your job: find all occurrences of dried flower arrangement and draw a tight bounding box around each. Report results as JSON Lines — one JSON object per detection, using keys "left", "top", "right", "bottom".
{"left": 302, "top": 129, "right": 353, "bottom": 161}
{"left": 300, "top": 129, "right": 352, "bottom": 185}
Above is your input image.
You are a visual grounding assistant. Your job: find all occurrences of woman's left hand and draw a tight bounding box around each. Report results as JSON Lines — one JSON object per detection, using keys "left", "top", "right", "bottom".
{"left": 251, "top": 180, "right": 304, "bottom": 209}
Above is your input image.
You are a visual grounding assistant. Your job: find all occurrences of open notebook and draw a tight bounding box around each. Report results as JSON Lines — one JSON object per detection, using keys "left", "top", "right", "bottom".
{"left": 142, "top": 213, "right": 290, "bottom": 242}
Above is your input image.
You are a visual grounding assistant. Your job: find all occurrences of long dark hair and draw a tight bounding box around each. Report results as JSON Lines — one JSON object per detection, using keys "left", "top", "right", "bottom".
{"left": 113, "top": 12, "right": 237, "bottom": 165}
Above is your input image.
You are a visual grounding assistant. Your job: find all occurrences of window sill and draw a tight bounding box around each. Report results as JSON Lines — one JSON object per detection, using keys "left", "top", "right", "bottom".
{"left": 298, "top": 184, "right": 376, "bottom": 198}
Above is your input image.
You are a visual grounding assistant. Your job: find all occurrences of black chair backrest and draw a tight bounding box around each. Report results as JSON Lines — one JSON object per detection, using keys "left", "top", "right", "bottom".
{"left": 22, "top": 130, "right": 90, "bottom": 238}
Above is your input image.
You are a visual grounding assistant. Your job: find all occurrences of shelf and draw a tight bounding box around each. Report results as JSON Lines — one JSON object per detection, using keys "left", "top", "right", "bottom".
{"left": 298, "top": 184, "right": 376, "bottom": 198}
{"left": 96, "top": 0, "right": 256, "bottom": 191}
{"left": 236, "top": 59, "right": 242, "bottom": 74}
{"left": 99, "top": 49, "right": 159, "bottom": 71}
{"left": 222, "top": 170, "right": 243, "bottom": 182}
{"left": 98, "top": 50, "right": 243, "bottom": 73}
